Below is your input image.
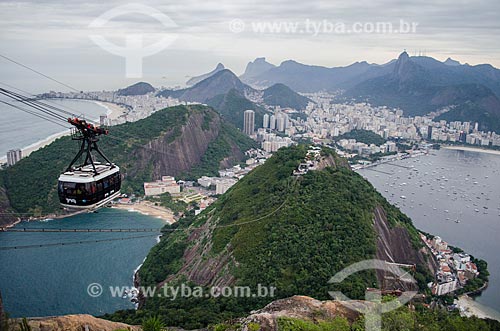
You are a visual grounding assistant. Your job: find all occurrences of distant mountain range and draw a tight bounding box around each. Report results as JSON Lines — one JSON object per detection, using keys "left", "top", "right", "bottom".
{"left": 157, "top": 69, "right": 312, "bottom": 129}
{"left": 158, "top": 69, "right": 253, "bottom": 104}
{"left": 240, "top": 58, "right": 376, "bottom": 92}
{"left": 124, "top": 52, "right": 500, "bottom": 132}
{"left": 240, "top": 53, "right": 500, "bottom": 132}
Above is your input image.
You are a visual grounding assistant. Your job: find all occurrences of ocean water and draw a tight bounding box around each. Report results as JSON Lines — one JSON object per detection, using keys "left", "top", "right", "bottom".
{"left": 0, "top": 208, "right": 165, "bottom": 317}
{"left": 358, "top": 149, "right": 500, "bottom": 313}
{"left": 0, "top": 99, "right": 108, "bottom": 158}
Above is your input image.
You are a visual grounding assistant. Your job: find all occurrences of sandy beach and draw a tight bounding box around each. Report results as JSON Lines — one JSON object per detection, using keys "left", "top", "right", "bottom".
{"left": 94, "top": 101, "right": 128, "bottom": 121}
{"left": 112, "top": 201, "right": 175, "bottom": 224}
{"left": 456, "top": 295, "right": 500, "bottom": 321}
{"left": 442, "top": 145, "right": 500, "bottom": 156}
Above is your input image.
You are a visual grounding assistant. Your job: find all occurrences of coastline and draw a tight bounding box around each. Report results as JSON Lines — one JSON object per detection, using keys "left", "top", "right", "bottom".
{"left": 442, "top": 145, "right": 500, "bottom": 156}
{"left": 1, "top": 100, "right": 127, "bottom": 164}
{"left": 112, "top": 201, "right": 175, "bottom": 224}
{"left": 93, "top": 100, "right": 128, "bottom": 121}
{"left": 456, "top": 295, "right": 500, "bottom": 322}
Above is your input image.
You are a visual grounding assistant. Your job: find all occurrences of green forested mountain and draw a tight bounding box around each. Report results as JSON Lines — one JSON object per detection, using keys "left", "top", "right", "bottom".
{"left": 0, "top": 105, "right": 256, "bottom": 217}
{"left": 262, "top": 83, "right": 313, "bottom": 110}
{"left": 105, "top": 145, "right": 435, "bottom": 329}
{"left": 117, "top": 82, "right": 155, "bottom": 96}
{"left": 337, "top": 130, "right": 387, "bottom": 146}
{"left": 207, "top": 88, "right": 269, "bottom": 130}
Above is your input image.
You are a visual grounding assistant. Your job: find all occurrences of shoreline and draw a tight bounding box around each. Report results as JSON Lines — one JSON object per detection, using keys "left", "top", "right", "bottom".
{"left": 442, "top": 145, "right": 500, "bottom": 156}
{"left": 456, "top": 295, "right": 500, "bottom": 322}
{"left": 112, "top": 201, "right": 175, "bottom": 224}
{"left": 1, "top": 99, "right": 128, "bottom": 164}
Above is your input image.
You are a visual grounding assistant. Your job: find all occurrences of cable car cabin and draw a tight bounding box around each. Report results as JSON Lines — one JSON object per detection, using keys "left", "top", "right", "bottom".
{"left": 58, "top": 163, "right": 121, "bottom": 209}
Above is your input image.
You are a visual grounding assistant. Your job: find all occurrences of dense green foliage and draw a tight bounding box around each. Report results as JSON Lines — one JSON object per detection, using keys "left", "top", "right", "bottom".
{"left": 142, "top": 315, "right": 166, "bottom": 331}
{"left": 207, "top": 89, "right": 269, "bottom": 130}
{"left": 262, "top": 83, "right": 312, "bottom": 110}
{"left": 1, "top": 105, "right": 255, "bottom": 215}
{"left": 337, "top": 130, "right": 386, "bottom": 146}
{"left": 104, "top": 146, "right": 432, "bottom": 329}
{"left": 277, "top": 317, "right": 350, "bottom": 331}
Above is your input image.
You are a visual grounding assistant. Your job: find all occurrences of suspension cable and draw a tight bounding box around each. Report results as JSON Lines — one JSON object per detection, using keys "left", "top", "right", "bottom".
{"left": 0, "top": 233, "right": 160, "bottom": 251}
{"left": 0, "top": 53, "right": 80, "bottom": 92}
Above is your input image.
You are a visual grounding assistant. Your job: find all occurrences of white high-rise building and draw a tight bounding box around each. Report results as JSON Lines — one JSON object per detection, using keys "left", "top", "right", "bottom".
{"left": 276, "top": 114, "right": 285, "bottom": 132}
{"left": 6, "top": 149, "right": 22, "bottom": 166}
{"left": 270, "top": 114, "right": 276, "bottom": 130}
{"left": 263, "top": 114, "right": 269, "bottom": 128}
{"left": 243, "top": 109, "right": 255, "bottom": 135}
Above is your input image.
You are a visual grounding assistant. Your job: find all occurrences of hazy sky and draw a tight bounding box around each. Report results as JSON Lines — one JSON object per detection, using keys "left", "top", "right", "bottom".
{"left": 0, "top": 0, "right": 499, "bottom": 92}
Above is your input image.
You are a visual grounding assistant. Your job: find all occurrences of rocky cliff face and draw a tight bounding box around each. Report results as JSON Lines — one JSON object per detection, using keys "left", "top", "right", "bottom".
{"left": 373, "top": 205, "right": 437, "bottom": 290}
{"left": 130, "top": 110, "right": 221, "bottom": 179}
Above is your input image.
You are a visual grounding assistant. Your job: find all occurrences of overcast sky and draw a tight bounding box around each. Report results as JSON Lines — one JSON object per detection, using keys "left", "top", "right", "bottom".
{"left": 0, "top": 0, "right": 499, "bottom": 92}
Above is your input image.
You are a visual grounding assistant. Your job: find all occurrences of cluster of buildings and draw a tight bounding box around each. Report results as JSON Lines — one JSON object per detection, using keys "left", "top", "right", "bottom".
{"left": 337, "top": 139, "right": 398, "bottom": 156}
{"left": 294, "top": 97, "right": 418, "bottom": 141}
{"left": 283, "top": 92, "right": 500, "bottom": 150}
{"left": 421, "top": 234, "right": 480, "bottom": 296}
{"left": 143, "top": 176, "right": 181, "bottom": 196}
{"left": 425, "top": 121, "right": 500, "bottom": 147}
{"left": 256, "top": 131, "right": 295, "bottom": 152}
{"left": 142, "top": 150, "right": 271, "bottom": 215}
{"left": 293, "top": 146, "right": 321, "bottom": 176}
{"left": 262, "top": 111, "right": 292, "bottom": 133}
{"left": 40, "top": 90, "right": 190, "bottom": 125}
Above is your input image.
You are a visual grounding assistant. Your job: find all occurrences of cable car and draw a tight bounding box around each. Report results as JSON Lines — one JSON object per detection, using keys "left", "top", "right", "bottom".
{"left": 58, "top": 118, "right": 121, "bottom": 210}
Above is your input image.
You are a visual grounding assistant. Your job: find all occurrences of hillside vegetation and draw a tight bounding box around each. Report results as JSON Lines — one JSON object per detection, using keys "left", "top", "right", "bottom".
{"left": 337, "top": 130, "right": 387, "bottom": 146}
{"left": 262, "top": 83, "right": 312, "bottom": 110}
{"left": 207, "top": 89, "right": 269, "bottom": 130}
{"left": 104, "top": 145, "right": 433, "bottom": 329}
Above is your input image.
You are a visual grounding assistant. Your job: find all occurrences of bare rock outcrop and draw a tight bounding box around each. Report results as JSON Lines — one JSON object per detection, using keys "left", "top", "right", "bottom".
{"left": 237, "top": 296, "right": 371, "bottom": 331}
{"left": 8, "top": 314, "right": 140, "bottom": 331}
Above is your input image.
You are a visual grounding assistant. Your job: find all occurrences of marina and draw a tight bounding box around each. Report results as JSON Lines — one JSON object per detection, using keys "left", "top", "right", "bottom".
{"left": 358, "top": 148, "right": 500, "bottom": 313}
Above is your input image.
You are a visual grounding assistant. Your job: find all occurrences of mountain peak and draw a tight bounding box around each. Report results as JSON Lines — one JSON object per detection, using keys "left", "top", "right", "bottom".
{"left": 393, "top": 50, "right": 416, "bottom": 80}
{"left": 398, "top": 51, "right": 410, "bottom": 61}
{"left": 241, "top": 57, "right": 276, "bottom": 80}
{"left": 187, "top": 63, "right": 226, "bottom": 86}
{"left": 444, "top": 57, "right": 461, "bottom": 66}
{"left": 117, "top": 82, "right": 155, "bottom": 96}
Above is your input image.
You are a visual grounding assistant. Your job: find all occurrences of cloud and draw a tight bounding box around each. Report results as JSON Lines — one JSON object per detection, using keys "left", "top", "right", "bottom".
{"left": 0, "top": 0, "right": 499, "bottom": 91}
